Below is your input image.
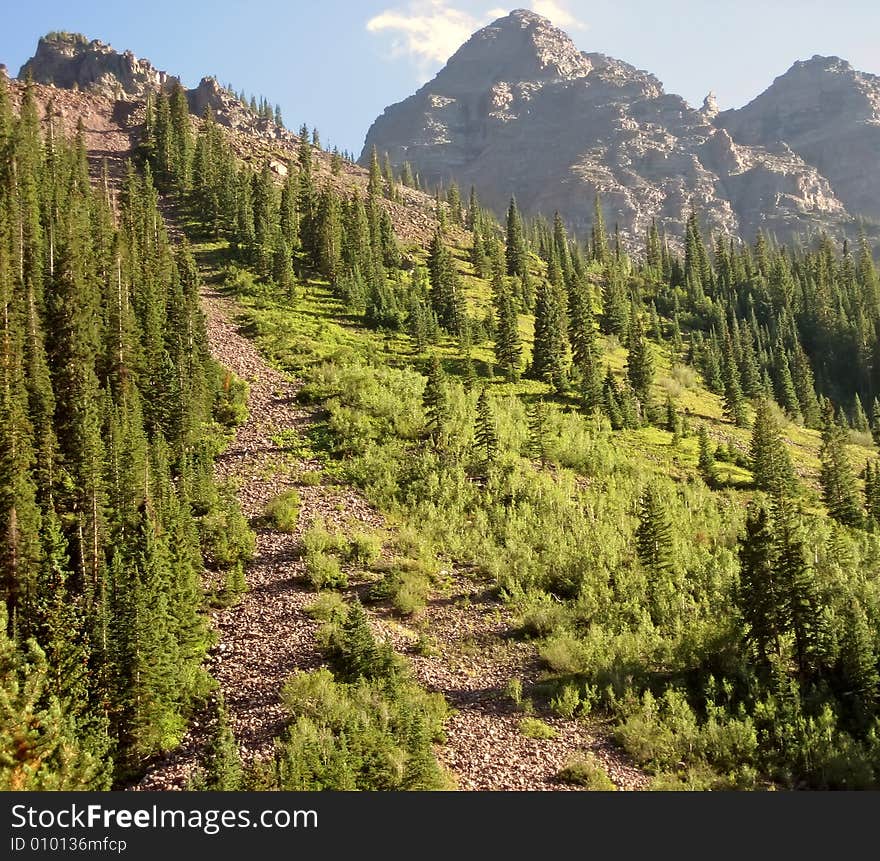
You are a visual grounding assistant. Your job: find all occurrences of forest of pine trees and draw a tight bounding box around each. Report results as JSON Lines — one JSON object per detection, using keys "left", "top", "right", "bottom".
{"left": 0, "top": 79, "right": 252, "bottom": 787}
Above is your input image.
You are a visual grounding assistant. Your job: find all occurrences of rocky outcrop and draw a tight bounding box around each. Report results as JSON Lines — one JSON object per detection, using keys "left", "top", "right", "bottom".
{"left": 19, "top": 32, "right": 175, "bottom": 99}
{"left": 360, "top": 9, "right": 859, "bottom": 246}
{"left": 717, "top": 55, "right": 880, "bottom": 223}
{"left": 186, "top": 76, "right": 290, "bottom": 142}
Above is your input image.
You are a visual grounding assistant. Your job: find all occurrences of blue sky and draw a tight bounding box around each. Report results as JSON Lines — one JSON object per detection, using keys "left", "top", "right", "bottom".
{"left": 2, "top": 0, "right": 879, "bottom": 156}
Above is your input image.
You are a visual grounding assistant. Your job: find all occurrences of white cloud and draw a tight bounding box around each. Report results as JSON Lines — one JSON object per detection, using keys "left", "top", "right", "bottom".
{"left": 366, "top": 2, "right": 586, "bottom": 79}
{"left": 530, "top": 0, "right": 585, "bottom": 30}
{"left": 366, "top": 1, "right": 490, "bottom": 72}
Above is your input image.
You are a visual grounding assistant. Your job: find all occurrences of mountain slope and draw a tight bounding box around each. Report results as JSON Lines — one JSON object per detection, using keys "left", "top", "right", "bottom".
{"left": 361, "top": 9, "right": 865, "bottom": 245}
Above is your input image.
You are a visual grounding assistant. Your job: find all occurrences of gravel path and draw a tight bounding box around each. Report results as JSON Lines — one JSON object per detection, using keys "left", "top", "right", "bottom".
{"left": 135, "top": 288, "right": 378, "bottom": 789}
{"left": 370, "top": 573, "right": 648, "bottom": 790}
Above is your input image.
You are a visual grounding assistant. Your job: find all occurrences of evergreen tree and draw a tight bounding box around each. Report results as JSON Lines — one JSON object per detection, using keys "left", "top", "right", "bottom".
{"left": 626, "top": 310, "right": 654, "bottom": 407}
{"left": 530, "top": 278, "right": 568, "bottom": 392}
{"left": 568, "top": 280, "right": 601, "bottom": 410}
{"left": 474, "top": 389, "right": 498, "bottom": 472}
{"left": 736, "top": 504, "right": 781, "bottom": 670}
{"left": 722, "top": 335, "right": 748, "bottom": 427}
{"left": 819, "top": 412, "right": 863, "bottom": 527}
{"left": 505, "top": 197, "right": 527, "bottom": 277}
{"left": 196, "top": 693, "right": 242, "bottom": 790}
{"left": 494, "top": 291, "right": 522, "bottom": 382}
{"left": 528, "top": 399, "right": 550, "bottom": 464}
{"left": 599, "top": 264, "right": 629, "bottom": 337}
{"left": 0, "top": 604, "right": 106, "bottom": 790}
{"left": 697, "top": 424, "right": 717, "bottom": 485}
{"left": 750, "top": 399, "right": 796, "bottom": 494}
{"left": 635, "top": 485, "right": 674, "bottom": 581}
{"left": 771, "top": 492, "right": 827, "bottom": 685}
{"left": 590, "top": 195, "right": 610, "bottom": 263}
{"left": 422, "top": 355, "right": 449, "bottom": 442}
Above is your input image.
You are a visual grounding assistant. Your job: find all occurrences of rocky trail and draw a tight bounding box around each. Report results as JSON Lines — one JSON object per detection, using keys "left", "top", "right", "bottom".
{"left": 135, "top": 286, "right": 382, "bottom": 789}
{"left": 134, "top": 272, "right": 647, "bottom": 791}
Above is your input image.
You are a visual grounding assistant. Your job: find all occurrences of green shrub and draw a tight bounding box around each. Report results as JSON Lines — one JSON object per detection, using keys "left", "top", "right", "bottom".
{"left": 302, "top": 518, "right": 347, "bottom": 557}
{"left": 198, "top": 484, "right": 256, "bottom": 579}
{"left": 558, "top": 754, "right": 616, "bottom": 790}
{"left": 516, "top": 593, "right": 567, "bottom": 638}
{"left": 264, "top": 489, "right": 301, "bottom": 532}
{"left": 275, "top": 667, "right": 451, "bottom": 790}
{"left": 369, "top": 569, "right": 431, "bottom": 616}
{"left": 305, "top": 592, "right": 349, "bottom": 623}
{"left": 505, "top": 678, "right": 524, "bottom": 708}
{"left": 550, "top": 684, "right": 581, "bottom": 719}
{"left": 305, "top": 551, "right": 347, "bottom": 590}
{"left": 347, "top": 531, "right": 383, "bottom": 567}
{"left": 296, "top": 468, "right": 323, "bottom": 486}
{"left": 413, "top": 634, "right": 438, "bottom": 657}
{"left": 519, "top": 717, "right": 558, "bottom": 740}
{"left": 213, "top": 369, "right": 249, "bottom": 428}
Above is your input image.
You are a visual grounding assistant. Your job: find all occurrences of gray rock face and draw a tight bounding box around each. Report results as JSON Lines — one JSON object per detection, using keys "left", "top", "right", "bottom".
{"left": 360, "top": 9, "right": 856, "bottom": 245}
{"left": 18, "top": 35, "right": 290, "bottom": 144}
{"left": 19, "top": 32, "right": 175, "bottom": 99}
{"left": 717, "top": 55, "right": 880, "bottom": 223}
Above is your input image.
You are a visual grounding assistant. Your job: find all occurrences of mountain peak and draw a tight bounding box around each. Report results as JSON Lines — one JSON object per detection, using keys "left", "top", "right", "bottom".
{"left": 19, "top": 32, "right": 176, "bottom": 99}
{"left": 434, "top": 6, "right": 591, "bottom": 89}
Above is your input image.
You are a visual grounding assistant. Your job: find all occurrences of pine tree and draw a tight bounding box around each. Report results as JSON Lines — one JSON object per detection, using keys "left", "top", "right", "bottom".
{"left": 819, "top": 412, "right": 863, "bottom": 528}
{"left": 771, "top": 492, "right": 827, "bottom": 685}
{"left": 590, "top": 195, "right": 610, "bottom": 263}
{"left": 367, "top": 146, "right": 383, "bottom": 200}
{"left": 836, "top": 599, "right": 879, "bottom": 731}
{"left": 474, "top": 389, "right": 498, "bottom": 472}
{"left": 528, "top": 399, "right": 550, "bottom": 465}
{"left": 599, "top": 264, "right": 629, "bottom": 337}
{"left": 736, "top": 503, "right": 782, "bottom": 670}
{"left": 722, "top": 335, "right": 748, "bottom": 427}
{"left": 0, "top": 603, "right": 106, "bottom": 790}
{"left": 772, "top": 340, "right": 801, "bottom": 421}
{"left": 569, "top": 280, "right": 601, "bottom": 410}
{"left": 422, "top": 355, "right": 449, "bottom": 442}
{"left": 494, "top": 291, "right": 522, "bottom": 382}
{"left": 636, "top": 485, "right": 674, "bottom": 587}
{"left": 852, "top": 394, "right": 870, "bottom": 433}
{"left": 872, "top": 399, "right": 880, "bottom": 447}
{"left": 790, "top": 342, "right": 820, "bottom": 428}
{"left": 197, "top": 693, "right": 242, "bottom": 790}
{"left": 530, "top": 277, "right": 568, "bottom": 392}
{"left": 750, "top": 398, "right": 796, "bottom": 494}
{"left": 626, "top": 310, "right": 654, "bottom": 407}
{"left": 505, "top": 197, "right": 527, "bottom": 276}
{"left": 698, "top": 424, "right": 717, "bottom": 485}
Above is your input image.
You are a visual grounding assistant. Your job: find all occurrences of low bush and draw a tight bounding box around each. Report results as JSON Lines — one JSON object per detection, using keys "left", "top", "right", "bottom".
{"left": 557, "top": 754, "right": 616, "bottom": 790}
{"left": 263, "top": 489, "right": 301, "bottom": 532}
{"left": 305, "top": 551, "right": 347, "bottom": 590}
{"left": 519, "top": 717, "right": 558, "bottom": 740}
{"left": 369, "top": 568, "right": 431, "bottom": 616}
{"left": 348, "top": 531, "right": 383, "bottom": 567}
{"left": 305, "top": 592, "right": 348, "bottom": 623}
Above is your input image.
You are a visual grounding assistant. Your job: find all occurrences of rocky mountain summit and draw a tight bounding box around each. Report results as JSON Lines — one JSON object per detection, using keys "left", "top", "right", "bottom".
{"left": 20, "top": 32, "right": 176, "bottom": 98}
{"left": 17, "top": 32, "right": 291, "bottom": 143}
{"left": 717, "top": 55, "right": 880, "bottom": 224}
{"left": 361, "top": 9, "right": 873, "bottom": 245}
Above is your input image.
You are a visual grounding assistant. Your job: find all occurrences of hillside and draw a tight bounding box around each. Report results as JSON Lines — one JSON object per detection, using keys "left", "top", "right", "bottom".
{"left": 3, "top": 29, "right": 880, "bottom": 793}
{"left": 361, "top": 9, "right": 878, "bottom": 247}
